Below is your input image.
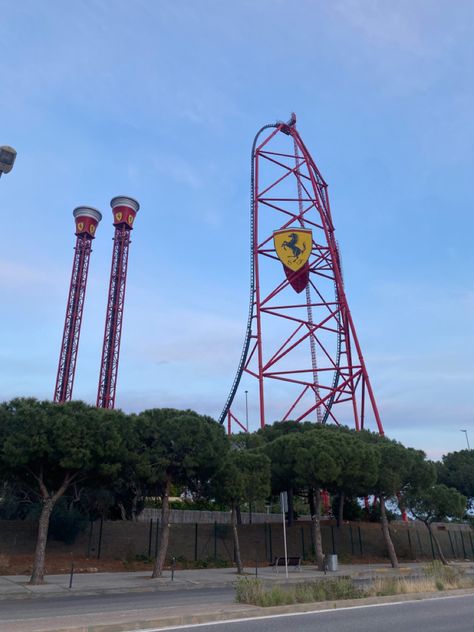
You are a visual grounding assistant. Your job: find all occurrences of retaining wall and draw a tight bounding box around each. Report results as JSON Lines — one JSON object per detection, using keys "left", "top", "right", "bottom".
{"left": 0, "top": 519, "right": 472, "bottom": 564}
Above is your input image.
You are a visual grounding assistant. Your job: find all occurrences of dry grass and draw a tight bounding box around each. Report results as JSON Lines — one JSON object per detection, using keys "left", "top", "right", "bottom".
{"left": 235, "top": 562, "right": 474, "bottom": 607}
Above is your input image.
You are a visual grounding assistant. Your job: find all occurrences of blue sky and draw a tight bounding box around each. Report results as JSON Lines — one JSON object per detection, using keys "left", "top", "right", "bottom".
{"left": 1, "top": 0, "right": 473, "bottom": 458}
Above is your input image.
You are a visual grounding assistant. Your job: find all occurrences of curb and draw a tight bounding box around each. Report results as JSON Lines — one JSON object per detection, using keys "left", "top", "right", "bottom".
{"left": 0, "top": 580, "right": 237, "bottom": 601}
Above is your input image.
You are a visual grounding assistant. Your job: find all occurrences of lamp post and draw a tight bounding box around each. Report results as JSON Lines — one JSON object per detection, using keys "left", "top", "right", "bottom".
{"left": 0, "top": 146, "right": 17, "bottom": 178}
{"left": 460, "top": 429, "right": 471, "bottom": 450}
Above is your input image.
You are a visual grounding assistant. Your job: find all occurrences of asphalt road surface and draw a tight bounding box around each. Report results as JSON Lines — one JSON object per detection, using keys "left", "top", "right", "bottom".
{"left": 151, "top": 594, "right": 474, "bottom": 632}
{"left": 0, "top": 587, "right": 234, "bottom": 621}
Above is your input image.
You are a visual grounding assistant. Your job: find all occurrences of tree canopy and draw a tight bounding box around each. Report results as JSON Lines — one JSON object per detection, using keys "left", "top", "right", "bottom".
{"left": 0, "top": 398, "right": 127, "bottom": 583}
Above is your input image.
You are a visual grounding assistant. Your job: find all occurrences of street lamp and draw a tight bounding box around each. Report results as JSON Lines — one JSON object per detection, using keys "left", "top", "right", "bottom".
{"left": 0, "top": 146, "right": 17, "bottom": 177}
{"left": 460, "top": 429, "right": 471, "bottom": 450}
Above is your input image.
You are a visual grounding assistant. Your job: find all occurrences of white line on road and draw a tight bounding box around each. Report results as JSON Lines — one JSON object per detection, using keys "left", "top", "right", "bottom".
{"left": 133, "top": 593, "right": 474, "bottom": 632}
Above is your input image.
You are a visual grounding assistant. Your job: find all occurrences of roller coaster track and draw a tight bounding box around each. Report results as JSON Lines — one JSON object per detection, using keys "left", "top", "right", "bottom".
{"left": 219, "top": 115, "right": 383, "bottom": 435}
{"left": 218, "top": 122, "right": 278, "bottom": 425}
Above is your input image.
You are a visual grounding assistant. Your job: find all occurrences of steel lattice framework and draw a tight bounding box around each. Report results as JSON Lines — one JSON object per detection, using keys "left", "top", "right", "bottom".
{"left": 97, "top": 196, "right": 139, "bottom": 409}
{"left": 54, "top": 207, "right": 102, "bottom": 403}
{"left": 220, "top": 114, "right": 384, "bottom": 435}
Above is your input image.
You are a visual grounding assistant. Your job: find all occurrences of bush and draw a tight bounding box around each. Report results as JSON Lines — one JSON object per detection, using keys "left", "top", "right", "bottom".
{"left": 423, "top": 560, "right": 464, "bottom": 586}
{"left": 235, "top": 577, "right": 361, "bottom": 606}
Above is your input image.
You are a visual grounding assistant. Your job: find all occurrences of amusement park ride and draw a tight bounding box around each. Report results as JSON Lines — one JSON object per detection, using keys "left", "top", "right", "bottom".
{"left": 54, "top": 196, "right": 139, "bottom": 407}
{"left": 54, "top": 206, "right": 102, "bottom": 403}
{"left": 53, "top": 114, "right": 382, "bottom": 439}
{"left": 219, "top": 114, "right": 384, "bottom": 436}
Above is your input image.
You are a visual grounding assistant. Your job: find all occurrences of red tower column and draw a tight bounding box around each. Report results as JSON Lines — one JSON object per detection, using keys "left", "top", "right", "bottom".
{"left": 96, "top": 196, "right": 139, "bottom": 409}
{"left": 54, "top": 206, "right": 102, "bottom": 403}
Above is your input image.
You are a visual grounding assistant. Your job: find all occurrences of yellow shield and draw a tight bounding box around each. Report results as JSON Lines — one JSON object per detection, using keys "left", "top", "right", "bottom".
{"left": 273, "top": 229, "right": 312, "bottom": 271}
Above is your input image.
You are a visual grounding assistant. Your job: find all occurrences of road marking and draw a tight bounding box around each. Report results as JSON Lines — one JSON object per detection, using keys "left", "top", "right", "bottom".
{"left": 133, "top": 592, "right": 474, "bottom": 631}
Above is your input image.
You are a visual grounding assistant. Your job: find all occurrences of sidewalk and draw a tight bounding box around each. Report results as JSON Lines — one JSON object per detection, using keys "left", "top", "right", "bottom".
{"left": 0, "top": 562, "right": 473, "bottom": 632}
{"left": 1, "top": 561, "right": 473, "bottom": 600}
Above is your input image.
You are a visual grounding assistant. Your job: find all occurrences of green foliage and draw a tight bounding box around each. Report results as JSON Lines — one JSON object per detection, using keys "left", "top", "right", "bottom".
{"left": 332, "top": 495, "right": 363, "bottom": 521}
{"left": 404, "top": 484, "right": 467, "bottom": 524}
{"left": 264, "top": 426, "right": 341, "bottom": 496}
{"left": 437, "top": 450, "right": 474, "bottom": 508}
{"left": 357, "top": 430, "right": 432, "bottom": 502}
{"left": 135, "top": 409, "right": 228, "bottom": 495}
{"left": 213, "top": 450, "right": 271, "bottom": 507}
{"left": 0, "top": 399, "right": 127, "bottom": 491}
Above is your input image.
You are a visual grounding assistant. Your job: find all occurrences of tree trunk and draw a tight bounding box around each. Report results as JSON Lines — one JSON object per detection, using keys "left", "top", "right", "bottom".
{"left": 118, "top": 502, "right": 127, "bottom": 521}
{"left": 310, "top": 488, "right": 324, "bottom": 570}
{"left": 152, "top": 478, "right": 171, "bottom": 578}
{"left": 337, "top": 491, "right": 345, "bottom": 528}
{"left": 380, "top": 496, "right": 399, "bottom": 568}
{"left": 427, "top": 523, "right": 449, "bottom": 565}
{"left": 231, "top": 502, "right": 243, "bottom": 574}
{"left": 30, "top": 472, "right": 72, "bottom": 585}
{"left": 29, "top": 498, "right": 55, "bottom": 585}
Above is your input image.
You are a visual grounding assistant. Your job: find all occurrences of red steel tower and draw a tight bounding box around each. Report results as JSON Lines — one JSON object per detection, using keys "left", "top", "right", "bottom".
{"left": 220, "top": 114, "right": 384, "bottom": 435}
{"left": 97, "top": 196, "right": 139, "bottom": 409}
{"left": 54, "top": 206, "right": 102, "bottom": 403}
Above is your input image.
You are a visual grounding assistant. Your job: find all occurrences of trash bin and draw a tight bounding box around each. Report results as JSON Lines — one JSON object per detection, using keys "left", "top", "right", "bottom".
{"left": 327, "top": 554, "right": 338, "bottom": 571}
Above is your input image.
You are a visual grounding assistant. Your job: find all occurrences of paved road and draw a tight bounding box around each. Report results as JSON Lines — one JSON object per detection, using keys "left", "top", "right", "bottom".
{"left": 152, "top": 594, "right": 474, "bottom": 632}
{"left": 0, "top": 586, "right": 234, "bottom": 621}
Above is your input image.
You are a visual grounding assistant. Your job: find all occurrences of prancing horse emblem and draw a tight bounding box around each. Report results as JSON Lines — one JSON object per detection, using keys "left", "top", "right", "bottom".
{"left": 273, "top": 229, "right": 312, "bottom": 272}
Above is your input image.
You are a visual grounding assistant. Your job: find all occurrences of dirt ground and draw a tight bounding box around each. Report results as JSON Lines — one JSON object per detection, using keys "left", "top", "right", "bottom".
{"left": 0, "top": 553, "right": 156, "bottom": 576}
{"left": 0, "top": 553, "right": 390, "bottom": 576}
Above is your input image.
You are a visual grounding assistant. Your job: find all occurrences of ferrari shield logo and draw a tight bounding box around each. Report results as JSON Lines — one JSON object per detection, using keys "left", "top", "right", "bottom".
{"left": 273, "top": 229, "right": 312, "bottom": 272}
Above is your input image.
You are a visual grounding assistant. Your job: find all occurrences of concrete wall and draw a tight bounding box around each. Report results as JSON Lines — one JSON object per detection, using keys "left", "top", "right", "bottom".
{"left": 0, "top": 519, "right": 472, "bottom": 563}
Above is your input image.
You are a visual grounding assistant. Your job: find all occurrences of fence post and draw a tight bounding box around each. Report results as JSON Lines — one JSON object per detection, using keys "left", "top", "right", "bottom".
{"left": 407, "top": 529, "right": 413, "bottom": 559}
{"left": 460, "top": 530, "right": 467, "bottom": 559}
{"left": 148, "top": 519, "right": 153, "bottom": 559}
{"left": 331, "top": 525, "right": 336, "bottom": 554}
{"left": 264, "top": 523, "right": 268, "bottom": 562}
{"left": 193, "top": 523, "right": 198, "bottom": 561}
{"left": 358, "top": 525, "right": 363, "bottom": 556}
{"left": 86, "top": 520, "right": 93, "bottom": 557}
{"left": 349, "top": 524, "right": 354, "bottom": 556}
{"left": 213, "top": 521, "right": 217, "bottom": 560}
{"left": 269, "top": 524, "right": 273, "bottom": 562}
{"left": 97, "top": 515, "right": 104, "bottom": 560}
{"left": 448, "top": 530, "right": 456, "bottom": 558}
{"left": 469, "top": 531, "right": 474, "bottom": 557}
{"left": 301, "top": 526, "right": 306, "bottom": 560}
{"left": 416, "top": 529, "right": 423, "bottom": 556}
{"left": 429, "top": 529, "right": 435, "bottom": 560}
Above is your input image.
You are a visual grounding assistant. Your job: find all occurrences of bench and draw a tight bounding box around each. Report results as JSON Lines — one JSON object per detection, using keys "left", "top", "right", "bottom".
{"left": 270, "top": 556, "right": 302, "bottom": 572}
